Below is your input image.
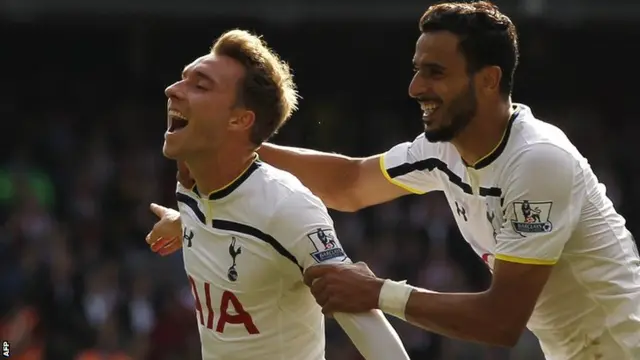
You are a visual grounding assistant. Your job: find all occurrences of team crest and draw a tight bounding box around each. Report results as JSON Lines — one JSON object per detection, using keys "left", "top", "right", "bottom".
{"left": 306, "top": 228, "right": 347, "bottom": 263}
{"left": 485, "top": 197, "right": 505, "bottom": 241}
{"left": 227, "top": 237, "right": 242, "bottom": 282}
{"left": 511, "top": 200, "right": 553, "bottom": 234}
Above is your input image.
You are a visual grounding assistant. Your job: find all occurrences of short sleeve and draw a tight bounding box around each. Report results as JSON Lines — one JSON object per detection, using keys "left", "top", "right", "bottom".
{"left": 495, "top": 143, "right": 585, "bottom": 265}
{"left": 380, "top": 134, "right": 442, "bottom": 194}
{"left": 269, "top": 191, "right": 351, "bottom": 272}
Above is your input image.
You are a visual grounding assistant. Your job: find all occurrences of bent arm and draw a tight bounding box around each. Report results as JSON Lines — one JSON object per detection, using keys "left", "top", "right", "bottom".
{"left": 378, "top": 260, "right": 554, "bottom": 347}
{"left": 258, "top": 143, "right": 410, "bottom": 211}
{"left": 334, "top": 311, "right": 410, "bottom": 360}
{"left": 377, "top": 144, "right": 580, "bottom": 347}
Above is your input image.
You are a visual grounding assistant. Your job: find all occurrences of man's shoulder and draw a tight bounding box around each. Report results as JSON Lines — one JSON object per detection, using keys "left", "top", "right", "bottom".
{"left": 503, "top": 106, "right": 583, "bottom": 170}
{"left": 385, "top": 132, "right": 459, "bottom": 171}
{"left": 405, "top": 132, "right": 451, "bottom": 158}
{"left": 496, "top": 141, "right": 583, "bottom": 199}
{"left": 252, "top": 164, "right": 334, "bottom": 250}
{"left": 510, "top": 105, "right": 579, "bottom": 154}
{"left": 504, "top": 139, "right": 582, "bottom": 172}
{"left": 254, "top": 162, "right": 328, "bottom": 218}
{"left": 254, "top": 162, "right": 319, "bottom": 202}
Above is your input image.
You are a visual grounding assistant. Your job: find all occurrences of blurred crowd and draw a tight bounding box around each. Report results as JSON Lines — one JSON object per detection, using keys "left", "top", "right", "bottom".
{"left": 1, "top": 16, "right": 637, "bottom": 360}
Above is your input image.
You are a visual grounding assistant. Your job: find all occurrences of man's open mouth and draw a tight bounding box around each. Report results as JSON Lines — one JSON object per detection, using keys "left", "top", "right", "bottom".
{"left": 168, "top": 109, "right": 188, "bottom": 133}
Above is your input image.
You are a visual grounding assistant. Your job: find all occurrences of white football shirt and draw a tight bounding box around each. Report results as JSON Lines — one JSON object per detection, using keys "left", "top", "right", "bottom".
{"left": 176, "top": 159, "right": 408, "bottom": 360}
{"left": 382, "top": 104, "right": 640, "bottom": 359}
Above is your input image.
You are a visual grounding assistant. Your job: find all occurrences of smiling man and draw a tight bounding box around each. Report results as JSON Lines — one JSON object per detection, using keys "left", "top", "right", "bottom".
{"left": 259, "top": 3, "right": 640, "bottom": 360}
{"left": 147, "top": 4, "right": 640, "bottom": 359}
{"left": 146, "top": 30, "right": 409, "bottom": 360}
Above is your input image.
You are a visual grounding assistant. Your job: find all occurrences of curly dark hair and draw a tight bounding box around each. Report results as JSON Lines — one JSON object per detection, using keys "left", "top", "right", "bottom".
{"left": 420, "top": 1, "right": 519, "bottom": 98}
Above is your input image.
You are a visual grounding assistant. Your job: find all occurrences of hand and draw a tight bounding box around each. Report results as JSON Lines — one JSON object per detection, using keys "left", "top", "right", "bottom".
{"left": 145, "top": 203, "right": 183, "bottom": 256}
{"left": 303, "top": 262, "right": 384, "bottom": 315}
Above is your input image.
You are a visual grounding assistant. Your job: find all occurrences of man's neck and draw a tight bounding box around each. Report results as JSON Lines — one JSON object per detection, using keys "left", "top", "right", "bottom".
{"left": 452, "top": 100, "right": 513, "bottom": 167}
{"left": 185, "top": 147, "right": 256, "bottom": 196}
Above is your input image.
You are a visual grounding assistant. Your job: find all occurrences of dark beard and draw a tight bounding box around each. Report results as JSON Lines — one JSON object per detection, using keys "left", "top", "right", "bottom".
{"left": 424, "top": 80, "right": 478, "bottom": 143}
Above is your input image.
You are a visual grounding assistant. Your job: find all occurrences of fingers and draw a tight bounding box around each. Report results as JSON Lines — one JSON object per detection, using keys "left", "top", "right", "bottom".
{"left": 311, "top": 279, "right": 338, "bottom": 316}
{"left": 303, "top": 264, "right": 337, "bottom": 287}
{"left": 322, "top": 301, "right": 338, "bottom": 316}
{"left": 322, "top": 307, "right": 335, "bottom": 318}
{"left": 146, "top": 204, "right": 183, "bottom": 256}
{"left": 149, "top": 203, "right": 168, "bottom": 218}
{"left": 149, "top": 236, "right": 182, "bottom": 256}
{"left": 146, "top": 220, "right": 167, "bottom": 245}
{"left": 305, "top": 262, "right": 380, "bottom": 315}
{"left": 150, "top": 237, "right": 173, "bottom": 252}
{"left": 158, "top": 238, "right": 182, "bottom": 256}
{"left": 146, "top": 228, "right": 161, "bottom": 245}
{"left": 309, "top": 275, "right": 334, "bottom": 315}
{"left": 309, "top": 277, "right": 329, "bottom": 306}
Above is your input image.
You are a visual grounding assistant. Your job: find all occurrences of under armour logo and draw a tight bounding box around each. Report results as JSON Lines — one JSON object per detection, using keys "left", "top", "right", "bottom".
{"left": 455, "top": 201, "right": 467, "bottom": 221}
{"left": 183, "top": 227, "right": 194, "bottom": 248}
{"left": 227, "top": 237, "right": 242, "bottom": 282}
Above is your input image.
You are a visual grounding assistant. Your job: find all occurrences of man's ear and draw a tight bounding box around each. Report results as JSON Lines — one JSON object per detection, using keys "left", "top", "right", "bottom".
{"left": 229, "top": 109, "right": 255, "bottom": 131}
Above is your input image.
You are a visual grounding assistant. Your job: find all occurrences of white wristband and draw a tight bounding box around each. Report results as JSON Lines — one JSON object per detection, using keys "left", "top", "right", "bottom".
{"left": 378, "top": 279, "right": 415, "bottom": 321}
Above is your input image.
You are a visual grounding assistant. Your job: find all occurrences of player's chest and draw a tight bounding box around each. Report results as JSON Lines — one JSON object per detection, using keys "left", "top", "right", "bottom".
{"left": 439, "top": 167, "right": 505, "bottom": 260}
{"left": 181, "top": 221, "right": 286, "bottom": 291}
{"left": 180, "top": 220, "right": 299, "bottom": 337}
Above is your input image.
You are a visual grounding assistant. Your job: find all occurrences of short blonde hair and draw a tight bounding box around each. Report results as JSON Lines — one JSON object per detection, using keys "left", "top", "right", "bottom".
{"left": 212, "top": 29, "right": 299, "bottom": 145}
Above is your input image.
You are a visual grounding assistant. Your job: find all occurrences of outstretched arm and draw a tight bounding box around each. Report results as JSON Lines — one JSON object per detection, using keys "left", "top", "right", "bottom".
{"left": 258, "top": 137, "right": 440, "bottom": 211}
{"left": 258, "top": 144, "right": 409, "bottom": 211}
{"left": 303, "top": 143, "right": 583, "bottom": 347}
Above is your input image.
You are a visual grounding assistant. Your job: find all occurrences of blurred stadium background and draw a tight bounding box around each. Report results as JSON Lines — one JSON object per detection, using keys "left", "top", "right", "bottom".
{"left": 1, "top": 0, "right": 638, "bottom": 359}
